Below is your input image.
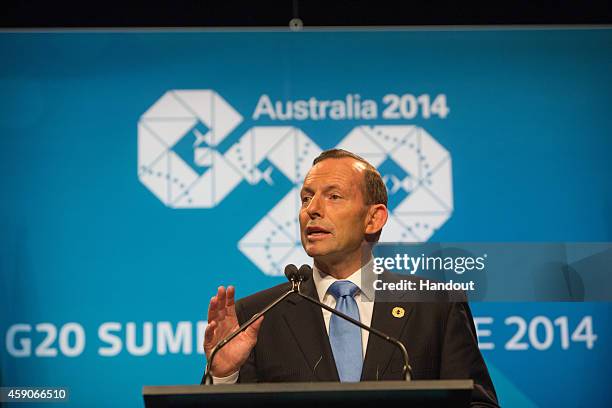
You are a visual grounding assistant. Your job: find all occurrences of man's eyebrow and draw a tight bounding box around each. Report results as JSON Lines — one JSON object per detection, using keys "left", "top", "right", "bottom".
{"left": 301, "top": 184, "right": 347, "bottom": 194}
{"left": 300, "top": 186, "right": 314, "bottom": 195}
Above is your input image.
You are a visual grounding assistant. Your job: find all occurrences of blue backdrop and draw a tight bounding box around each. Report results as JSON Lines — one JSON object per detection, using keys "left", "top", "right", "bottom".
{"left": 1, "top": 28, "right": 611, "bottom": 407}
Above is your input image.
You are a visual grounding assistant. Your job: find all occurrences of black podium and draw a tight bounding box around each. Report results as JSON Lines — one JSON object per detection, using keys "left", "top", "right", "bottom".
{"left": 143, "top": 380, "right": 473, "bottom": 408}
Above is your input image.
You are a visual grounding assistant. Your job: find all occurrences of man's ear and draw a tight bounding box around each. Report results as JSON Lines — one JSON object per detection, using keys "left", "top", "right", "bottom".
{"left": 365, "top": 204, "right": 388, "bottom": 235}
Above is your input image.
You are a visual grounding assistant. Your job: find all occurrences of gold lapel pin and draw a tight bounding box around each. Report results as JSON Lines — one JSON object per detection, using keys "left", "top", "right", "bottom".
{"left": 392, "top": 306, "right": 405, "bottom": 318}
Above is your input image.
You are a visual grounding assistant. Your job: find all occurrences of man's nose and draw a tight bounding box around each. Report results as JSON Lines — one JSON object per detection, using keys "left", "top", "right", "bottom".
{"left": 306, "top": 193, "right": 324, "bottom": 218}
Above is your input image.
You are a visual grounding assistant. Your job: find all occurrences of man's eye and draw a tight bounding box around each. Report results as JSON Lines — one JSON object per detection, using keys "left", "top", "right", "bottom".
{"left": 330, "top": 194, "right": 341, "bottom": 200}
{"left": 301, "top": 196, "right": 312, "bottom": 205}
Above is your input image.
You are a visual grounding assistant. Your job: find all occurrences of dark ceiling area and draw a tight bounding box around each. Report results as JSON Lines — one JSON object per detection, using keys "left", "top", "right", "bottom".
{"left": 1, "top": 0, "right": 611, "bottom": 28}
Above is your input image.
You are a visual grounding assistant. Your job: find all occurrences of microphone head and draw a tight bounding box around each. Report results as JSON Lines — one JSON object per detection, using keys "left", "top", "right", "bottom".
{"left": 298, "top": 264, "right": 312, "bottom": 282}
{"left": 284, "top": 264, "right": 299, "bottom": 282}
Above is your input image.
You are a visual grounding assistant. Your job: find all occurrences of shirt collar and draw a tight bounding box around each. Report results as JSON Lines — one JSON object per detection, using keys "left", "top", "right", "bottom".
{"left": 312, "top": 257, "right": 375, "bottom": 302}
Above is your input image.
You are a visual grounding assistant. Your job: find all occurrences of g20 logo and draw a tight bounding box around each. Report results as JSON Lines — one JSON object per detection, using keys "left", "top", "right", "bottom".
{"left": 138, "top": 90, "right": 453, "bottom": 276}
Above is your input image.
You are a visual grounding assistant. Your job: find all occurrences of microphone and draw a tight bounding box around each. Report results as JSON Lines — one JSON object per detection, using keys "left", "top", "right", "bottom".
{"left": 284, "top": 263, "right": 299, "bottom": 281}
{"left": 295, "top": 264, "right": 413, "bottom": 381}
{"left": 202, "top": 264, "right": 301, "bottom": 385}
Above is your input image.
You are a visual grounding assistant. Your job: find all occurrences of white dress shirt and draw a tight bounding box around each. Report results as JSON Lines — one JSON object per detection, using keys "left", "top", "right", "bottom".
{"left": 212, "top": 260, "right": 375, "bottom": 384}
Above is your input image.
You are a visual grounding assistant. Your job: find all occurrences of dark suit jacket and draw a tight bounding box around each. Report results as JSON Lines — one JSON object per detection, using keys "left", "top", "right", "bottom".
{"left": 204, "top": 271, "right": 499, "bottom": 407}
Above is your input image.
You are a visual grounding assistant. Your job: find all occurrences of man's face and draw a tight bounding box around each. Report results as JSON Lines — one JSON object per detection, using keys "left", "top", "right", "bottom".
{"left": 299, "top": 157, "right": 370, "bottom": 263}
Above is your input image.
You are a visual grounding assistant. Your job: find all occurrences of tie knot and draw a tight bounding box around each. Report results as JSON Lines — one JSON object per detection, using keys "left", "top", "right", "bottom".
{"left": 328, "top": 280, "right": 359, "bottom": 299}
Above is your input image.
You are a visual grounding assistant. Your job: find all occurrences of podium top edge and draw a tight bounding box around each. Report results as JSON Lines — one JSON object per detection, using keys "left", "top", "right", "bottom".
{"left": 142, "top": 380, "right": 474, "bottom": 396}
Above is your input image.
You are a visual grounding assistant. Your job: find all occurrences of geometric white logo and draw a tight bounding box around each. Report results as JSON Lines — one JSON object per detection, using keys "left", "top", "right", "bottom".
{"left": 138, "top": 90, "right": 243, "bottom": 208}
{"left": 138, "top": 90, "right": 453, "bottom": 276}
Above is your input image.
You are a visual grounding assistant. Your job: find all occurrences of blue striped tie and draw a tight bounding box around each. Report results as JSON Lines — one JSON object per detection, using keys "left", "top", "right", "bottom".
{"left": 328, "top": 280, "right": 363, "bottom": 382}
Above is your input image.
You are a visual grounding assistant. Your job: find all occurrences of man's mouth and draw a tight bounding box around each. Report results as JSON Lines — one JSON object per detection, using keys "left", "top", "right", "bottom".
{"left": 306, "top": 226, "right": 332, "bottom": 239}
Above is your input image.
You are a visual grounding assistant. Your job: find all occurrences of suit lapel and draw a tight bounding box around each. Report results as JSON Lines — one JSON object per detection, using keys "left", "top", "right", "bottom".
{"left": 361, "top": 273, "right": 412, "bottom": 381}
{"left": 282, "top": 278, "right": 339, "bottom": 381}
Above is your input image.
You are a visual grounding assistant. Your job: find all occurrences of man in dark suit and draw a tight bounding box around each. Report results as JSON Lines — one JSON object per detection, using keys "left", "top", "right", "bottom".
{"left": 202, "top": 149, "right": 498, "bottom": 407}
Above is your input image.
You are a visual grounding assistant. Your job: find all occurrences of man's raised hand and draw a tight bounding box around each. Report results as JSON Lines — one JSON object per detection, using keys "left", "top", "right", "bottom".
{"left": 204, "top": 286, "right": 263, "bottom": 377}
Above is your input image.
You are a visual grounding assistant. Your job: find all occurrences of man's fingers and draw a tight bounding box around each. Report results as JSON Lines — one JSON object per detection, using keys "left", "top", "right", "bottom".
{"left": 226, "top": 286, "right": 236, "bottom": 307}
{"left": 216, "top": 286, "right": 228, "bottom": 320}
{"left": 204, "top": 320, "right": 217, "bottom": 345}
{"left": 217, "top": 286, "right": 226, "bottom": 307}
{"left": 207, "top": 296, "right": 219, "bottom": 322}
{"left": 207, "top": 285, "right": 238, "bottom": 325}
{"left": 226, "top": 286, "right": 237, "bottom": 317}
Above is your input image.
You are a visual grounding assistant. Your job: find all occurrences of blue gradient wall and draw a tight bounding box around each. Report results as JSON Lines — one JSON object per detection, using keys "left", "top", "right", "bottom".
{"left": 1, "top": 29, "right": 611, "bottom": 407}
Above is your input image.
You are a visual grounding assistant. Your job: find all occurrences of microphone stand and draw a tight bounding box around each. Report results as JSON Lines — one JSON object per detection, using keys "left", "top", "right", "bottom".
{"left": 203, "top": 269, "right": 305, "bottom": 385}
